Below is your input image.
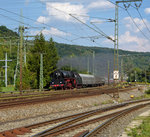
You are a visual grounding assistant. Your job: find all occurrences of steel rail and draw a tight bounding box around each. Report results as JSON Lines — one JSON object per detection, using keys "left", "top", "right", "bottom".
{"left": 84, "top": 103, "right": 150, "bottom": 137}
{"left": 31, "top": 99, "right": 150, "bottom": 137}
{"left": 1, "top": 99, "right": 150, "bottom": 137}
{"left": 0, "top": 87, "right": 136, "bottom": 109}
{"left": 32, "top": 106, "right": 130, "bottom": 137}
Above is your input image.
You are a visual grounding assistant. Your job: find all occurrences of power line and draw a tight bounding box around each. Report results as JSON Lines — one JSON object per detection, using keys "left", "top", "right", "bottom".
{"left": 67, "top": 13, "right": 114, "bottom": 21}
{"left": 38, "top": 2, "right": 115, "bottom": 41}
{"left": 133, "top": 6, "right": 150, "bottom": 34}
{"left": 107, "top": 0, "right": 150, "bottom": 42}
{"left": 125, "top": 9, "right": 150, "bottom": 41}
{"left": 0, "top": 13, "right": 33, "bottom": 28}
{"left": 0, "top": 7, "right": 81, "bottom": 37}
{"left": 126, "top": 3, "right": 150, "bottom": 35}
{"left": 107, "top": 0, "right": 125, "bottom": 10}
{"left": 70, "top": 14, "right": 114, "bottom": 42}
{"left": 37, "top": 2, "right": 107, "bottom": 45}
{"left": 0, "top": 8, "right": 86, "bottom": 45}
{"left": 0, "top": 4, "right": 115, "bottom": 46}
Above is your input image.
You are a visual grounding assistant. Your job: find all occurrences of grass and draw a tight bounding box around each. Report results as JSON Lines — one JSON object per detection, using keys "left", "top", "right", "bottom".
{"left": 94, "top": 103, "right": 98, "bottom": 106}
{"left": 101, "top": 100, "right": 114, "bottom": 105}
{"left": 1, "top": 85, "right": 15, "bottom": 92}
{"left": 128, "top": 116, "right": 150, "bottom": 137}
{"left": 145, "top": 89, "right": 150, "bottom": 94}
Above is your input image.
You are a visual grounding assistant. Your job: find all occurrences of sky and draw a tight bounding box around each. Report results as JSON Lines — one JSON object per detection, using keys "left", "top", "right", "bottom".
{"left": 0, "top": 0, "right": 150, "bottom": 52}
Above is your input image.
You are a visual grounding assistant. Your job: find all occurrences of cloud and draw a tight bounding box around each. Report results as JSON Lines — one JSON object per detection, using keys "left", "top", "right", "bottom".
{"left": 30, "top": 27, "right": 70, "bottom": 37}
{"left": 25, "top": 0, "right": 30, "bottom": 5}
{"left": 45, "top": 2, "right": 88, "bottom": 23}
{"left": 103, "top": 31, "right": 150, "bottom": 52}
{"left": 87, "top": 0, "right": 114, "bottom": 10}
{"left": 145, "top": 8, "right": 150, "bottom": 14}
{"left": 37, "top": 16, "right": 50, "bottom": 24}
{"left": 37, "top": 1, "right": 114, "bottom": 24}
{"left": 123, "top": 17, "right": 150, "bottom": 33}
{"left": 119, "top": 31, "right": 149, "bottom": 52}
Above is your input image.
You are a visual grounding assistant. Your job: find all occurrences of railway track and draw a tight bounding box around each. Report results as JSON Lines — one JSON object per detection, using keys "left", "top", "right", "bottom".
{"left": 0, "top": 86, "right": 107, "bottom": 98}
{"left": 0, "top": 86, "right": 137, "bottom": 109}
{"left": 0, "top": 86, "right": 134, "bottom": 101}
{"left": 0, "top": 98, "right": 150, "bottom": 137}
{"left": 82, "top": 104, "right": 149, "bottom": 137}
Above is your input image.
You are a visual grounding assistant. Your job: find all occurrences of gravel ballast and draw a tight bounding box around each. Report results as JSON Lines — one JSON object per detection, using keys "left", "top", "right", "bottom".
{"left": 0, "top": 87, "right": 145, "bottom": 132}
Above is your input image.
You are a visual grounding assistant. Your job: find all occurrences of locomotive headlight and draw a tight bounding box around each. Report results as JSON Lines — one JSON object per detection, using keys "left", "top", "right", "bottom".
{"left": 60, "top": 81, "right": 62, "bottom": 83}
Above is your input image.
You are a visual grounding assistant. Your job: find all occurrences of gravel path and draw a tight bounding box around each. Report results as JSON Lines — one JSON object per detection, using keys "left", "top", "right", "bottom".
{"left": 0, "top": 87, "right": 144, "bottom": 132}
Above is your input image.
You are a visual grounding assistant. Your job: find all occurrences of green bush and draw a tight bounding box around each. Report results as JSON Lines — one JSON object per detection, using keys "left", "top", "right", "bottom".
{"left": 0, "top": 80, "right": 5, "bottom": 87}
{"left": 128, "top": 117, "right": 150, "bottom": 137}
{"left": 145, "top": 89, "right": 150, "bottom": 94}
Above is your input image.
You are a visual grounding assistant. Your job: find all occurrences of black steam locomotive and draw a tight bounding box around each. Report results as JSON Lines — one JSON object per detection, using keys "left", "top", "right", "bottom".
{"left": 50, "top": 70, "right": 104, "bottom": 89}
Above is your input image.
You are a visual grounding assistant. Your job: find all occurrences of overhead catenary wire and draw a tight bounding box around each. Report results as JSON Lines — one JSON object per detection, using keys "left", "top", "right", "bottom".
{"left": 37, "top": 2, "right": 114, "bottom": 44}
{"left": 90, "top": 22, "right": 111, "bottom": 39}
{"left": 0, "top": 8, "right": 80, "bottom": 44}
{"left": 125, "top": 3, "right": 150, "bottom": 36}
{"left": 0, "top": 7, "right": 81, "bottom": 38}
{"left": 2, "top": 1, "right": 149, "bottom": 47}
{"left": 69, "top": 14, "right": 115, "bottom": 42}
{"left": 125, "top": 9, "right": 150, "bottom": 41}
{"left": 132, "top": 5, "right": 150, "bottom": 34}
{"left": 107, "top": 0, "right": 150, "bottom": 42}
{"left": 66, "top": 13, "right": 114, "bottom": 21}
{"left": 0, "top": 13, "right": 33, "bottom": 28}
{"left": 0, "top": 4, "right": 115, "bottom": 46}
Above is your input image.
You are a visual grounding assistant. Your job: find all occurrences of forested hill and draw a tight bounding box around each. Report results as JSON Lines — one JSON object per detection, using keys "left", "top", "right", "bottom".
{"left": 55, "top": 42, "right": 150, "bottom": 77}
{"left": 0, "top": 26, "right": 18, "bottom": 38}
{"left": 55, "top": 42, "right": 150, "bottom": 58}
{"left": 0, "top": 25, "right": 150, "bottom": 73}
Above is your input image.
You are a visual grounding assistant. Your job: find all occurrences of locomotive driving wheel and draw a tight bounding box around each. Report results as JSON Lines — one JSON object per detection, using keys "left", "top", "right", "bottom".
{"left": 72, "top": 79, "right": 77, "bottom": 88}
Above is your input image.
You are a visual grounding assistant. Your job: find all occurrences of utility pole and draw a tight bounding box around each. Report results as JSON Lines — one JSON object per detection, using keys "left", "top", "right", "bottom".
{"left": 19, "top": 25, "right": 23, "bottom": 94}
{"left": 113, "top": 0, "right": 142, "bottom": 99}
{"left": 0, "top": 53, "right": 12, "bottom": 87}
{"left": 14, "top": 42, "right": 20, "bottom": 86}
{"left": 108, "top": 61, "right": 110, "bottom": 86}
{"left": 39, "top": 53, "right": 43, "bottom": 91}
{"left": 24, "top": 41, "right": 27, "bottom": 65}
{"left": 114, "top": 0, "right": 142, "bottom": 72}
{"left": 70, "top": 55, "right": 72, "bottom": 71}
{"left": 19, "top": 25, "right": 24, "bottom": 94}
{"left": 134, "top": 70, "right": 137, "bottom": 83}
{"left": 93, "top": 51, "right": 95, "bottom": 75}
{"left": 121, "top": 59, "right": 124, "bottom": 82}
{"left": 9, "top": 39, "right": 12, "bottom": 57}
{"left": 145, "top": 70, "right": 147, "bottom": 84}
{"left": 87, "top": 56, "right": 89, "bottom": 74}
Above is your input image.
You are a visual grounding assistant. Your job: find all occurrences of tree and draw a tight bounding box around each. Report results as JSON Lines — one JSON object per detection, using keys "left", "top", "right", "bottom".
{"left": 28, "top": 34, "right": 59, "bottom": 88}
{"left": 15, "top": 65, "right": 32, "bottom": 90}
{"left": 43, "top": 37, "right": 59, "bottom": 87}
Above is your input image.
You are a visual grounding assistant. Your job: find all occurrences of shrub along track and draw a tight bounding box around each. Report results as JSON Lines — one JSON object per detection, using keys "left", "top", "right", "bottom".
{"left": 0, "top": 99, "right": 150, "bottom": 137}
{"left": 0, "top": 86, "right": 136, "bottom": 109}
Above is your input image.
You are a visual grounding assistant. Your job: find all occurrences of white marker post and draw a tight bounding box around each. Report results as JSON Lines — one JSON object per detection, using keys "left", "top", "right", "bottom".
{"left": 0, "top": 53, "right": 12, "bottom": 87}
